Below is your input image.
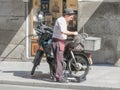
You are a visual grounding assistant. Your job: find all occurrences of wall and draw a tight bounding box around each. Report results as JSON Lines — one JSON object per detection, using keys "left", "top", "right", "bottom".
{"left": 1, "top": 0, "right": 120, "bottom": 64}
{"left": 0, "top": 0, "right": 25, "bottom": 61}
{"left": 78, "top": 0, "right": 120, "bottom": 65}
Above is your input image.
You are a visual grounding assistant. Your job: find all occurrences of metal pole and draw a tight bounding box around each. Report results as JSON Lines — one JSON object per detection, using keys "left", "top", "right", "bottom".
{"left": 25, "top": 2, "right": 29, "bottom": 59}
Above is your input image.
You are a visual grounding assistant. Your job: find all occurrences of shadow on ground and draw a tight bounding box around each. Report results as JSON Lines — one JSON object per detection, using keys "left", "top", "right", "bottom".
{"left": 3, "top": 71, "right": 53, "bottom": 82}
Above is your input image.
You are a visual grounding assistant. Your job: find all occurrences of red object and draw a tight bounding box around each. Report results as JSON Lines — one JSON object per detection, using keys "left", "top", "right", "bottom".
{"left": 53, "top": 38, "right": 65, "bottom": 51}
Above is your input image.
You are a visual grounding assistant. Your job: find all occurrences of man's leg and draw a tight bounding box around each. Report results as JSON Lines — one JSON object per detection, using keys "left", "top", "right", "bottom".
{"left": 52, "top": 42, "right": 63, "bottom": 79}
{"left": 55, "top": 50, "right": 64, "bottom": 80}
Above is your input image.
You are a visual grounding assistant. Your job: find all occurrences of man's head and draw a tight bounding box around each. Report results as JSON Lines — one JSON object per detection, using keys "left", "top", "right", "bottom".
{"left": 64, "top": 8, "right": 75, "bottom": 15}
{"left": 63, "top": 8, "right": 75, "bottom": 22}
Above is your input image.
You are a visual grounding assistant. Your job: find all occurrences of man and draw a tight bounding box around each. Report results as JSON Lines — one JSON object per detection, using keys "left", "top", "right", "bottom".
{"left": 52, "top": 8, "right": 78, "bottom": 83}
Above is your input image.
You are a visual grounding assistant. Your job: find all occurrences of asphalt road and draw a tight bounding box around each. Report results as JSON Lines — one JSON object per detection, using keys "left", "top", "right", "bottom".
{"left": 0, "top": 84, "right": 75, "bottom": 90}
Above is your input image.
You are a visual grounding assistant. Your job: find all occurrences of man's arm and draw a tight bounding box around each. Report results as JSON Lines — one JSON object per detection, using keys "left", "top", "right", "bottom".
{"left": 61, "top": 30, "right": 78, "bottom": 36}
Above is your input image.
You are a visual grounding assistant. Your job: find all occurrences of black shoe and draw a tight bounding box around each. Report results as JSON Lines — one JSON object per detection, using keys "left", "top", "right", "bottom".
{"left": 56, "top": 78, "right": 68, "bottom": 83}
{"left": 50, "top": 76, "right": 56, "bottom": 81}
{"left": 76, "top": 77, "right": 86, "bottom": 83}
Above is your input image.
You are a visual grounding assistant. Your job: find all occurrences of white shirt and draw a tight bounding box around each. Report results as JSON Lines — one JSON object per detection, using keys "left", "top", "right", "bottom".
{"left": 52, "top": 16, "right": 67, "bottom": 40}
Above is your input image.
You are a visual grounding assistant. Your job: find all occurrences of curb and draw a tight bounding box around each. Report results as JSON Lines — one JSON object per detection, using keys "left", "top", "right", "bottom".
{"left": 0, "top": 80, "right": 119, "bottom": 90}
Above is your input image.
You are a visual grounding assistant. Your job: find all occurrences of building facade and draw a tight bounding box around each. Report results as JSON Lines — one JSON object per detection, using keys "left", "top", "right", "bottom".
{"left": 78, "top": 0, "right": 120, "bottom": 65}
{"left": 0, "top": 0, "right": 120, "bottom": 65}
{"left": 0, "top": 0, "right": 25, "bottom": 61}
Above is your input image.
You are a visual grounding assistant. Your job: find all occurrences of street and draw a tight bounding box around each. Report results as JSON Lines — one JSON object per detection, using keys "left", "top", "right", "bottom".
{"left": 0, "top": 84, "right": 74, "bottom": 90}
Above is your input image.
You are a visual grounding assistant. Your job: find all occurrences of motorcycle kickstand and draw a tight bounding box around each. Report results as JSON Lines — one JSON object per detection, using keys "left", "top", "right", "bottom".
{"left": 63, "top": 70, "right": 68, "bottom": 79}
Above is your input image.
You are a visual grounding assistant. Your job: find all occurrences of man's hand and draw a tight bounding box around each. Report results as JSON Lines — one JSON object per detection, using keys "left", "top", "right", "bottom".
{"left": 74, "top": 32, "right": 78, "bottom": 35}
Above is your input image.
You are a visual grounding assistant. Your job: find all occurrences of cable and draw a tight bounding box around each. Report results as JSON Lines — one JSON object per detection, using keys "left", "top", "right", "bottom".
{"left": 1, "top": 34, "right": 35, "bottom": 61}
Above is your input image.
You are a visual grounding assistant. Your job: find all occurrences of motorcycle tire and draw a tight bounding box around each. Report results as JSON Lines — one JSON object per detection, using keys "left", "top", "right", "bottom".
{"left": 68, "top": 54, "right": 90, "bottom": 80}
{"left": 31, "top": 64, "right": 37, "bottom": 75}
{"left": 31, "top": 49, "right": 44, "bottom": 75}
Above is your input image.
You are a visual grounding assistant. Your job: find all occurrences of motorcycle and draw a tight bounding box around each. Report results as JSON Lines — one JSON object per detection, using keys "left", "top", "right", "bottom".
{"left": 31, "top": 13, "right": 93, "bottom": 82}
{"left": 31, "top": 23, "right": 54, "bottom": 76}
{"left": 63, "top": 33, "right": 93, "bottom": 82}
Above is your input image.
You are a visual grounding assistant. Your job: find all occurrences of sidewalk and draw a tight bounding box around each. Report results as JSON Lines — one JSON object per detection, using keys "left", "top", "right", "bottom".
{"left": 0, "top": 61, "right": 120, "bottom": 90}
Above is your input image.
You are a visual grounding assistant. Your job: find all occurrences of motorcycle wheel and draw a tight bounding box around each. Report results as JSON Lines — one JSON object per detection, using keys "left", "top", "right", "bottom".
{"left": 31, "top": 49, "right": 44, "bottom": 75}
{"left": 31, "top": 64, "right": 37, "bottom": 75}
{"left": 68, "top": 54, "right": 90, "bottom": 80}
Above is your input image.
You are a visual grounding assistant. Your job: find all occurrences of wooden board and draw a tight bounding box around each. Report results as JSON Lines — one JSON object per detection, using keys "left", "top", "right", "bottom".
{"left": 45, "top": 14, "right": 53, "bottom": 26}
{"left": 66, "top": 0, "right": 78, "bottom": 10}
{"left": 31, "top": 41, "right": 44, "bottom": 56}
{"left": 49, "top": 0, "right": 63, "bottom": 18}
{"left": 31, "top": 42, "right": 38, "bottom": 56}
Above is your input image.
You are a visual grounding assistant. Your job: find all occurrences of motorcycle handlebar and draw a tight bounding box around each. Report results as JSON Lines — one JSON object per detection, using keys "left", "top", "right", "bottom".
{"left": 35, "top": 26, "right": 53, "bottom": 36}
